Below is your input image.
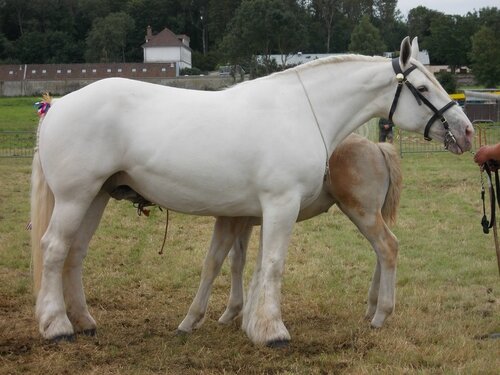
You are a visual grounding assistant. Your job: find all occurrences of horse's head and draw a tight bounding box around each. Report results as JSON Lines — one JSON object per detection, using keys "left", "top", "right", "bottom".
{"left": 389, "top": 37, "right": 473, "bottom": 154}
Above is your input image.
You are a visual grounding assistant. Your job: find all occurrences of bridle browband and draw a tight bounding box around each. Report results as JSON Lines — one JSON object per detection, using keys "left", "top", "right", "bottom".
{"left": 388, "top": 58, "right": 457, "bottom": 149}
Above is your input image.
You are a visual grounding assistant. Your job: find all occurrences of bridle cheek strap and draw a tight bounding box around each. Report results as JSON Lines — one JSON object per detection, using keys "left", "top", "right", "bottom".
{"left": 389, "top": 58, "right": 457, "bottom": 146}
{"left": 423, "top": 100, "right": 456, "bottom": 141}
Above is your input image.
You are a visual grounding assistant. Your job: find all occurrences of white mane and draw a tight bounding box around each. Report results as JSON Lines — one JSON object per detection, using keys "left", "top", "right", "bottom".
{"left": 295, "top": 54, "right": 388, "bottom": 71}
{"left": 234, "top": 54, "right": 389, "bottom": 86}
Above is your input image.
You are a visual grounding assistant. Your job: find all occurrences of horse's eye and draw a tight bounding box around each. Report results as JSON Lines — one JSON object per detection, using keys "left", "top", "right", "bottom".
{"left": 417, "top": 85, "right": 428, "bottom": 93}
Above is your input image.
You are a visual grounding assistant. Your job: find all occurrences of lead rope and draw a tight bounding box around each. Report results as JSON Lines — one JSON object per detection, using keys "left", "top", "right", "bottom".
{"left": 478, "top": 157, "right": 500, "bottom": 276}
{"left": 159, "top": 209, "right": 169, "bottom": 255}
{"left": 295, "top": 69, "right": 330, "bottom": 182}
{"left": 480, "top": 164, "right": 495, "bottom": 233}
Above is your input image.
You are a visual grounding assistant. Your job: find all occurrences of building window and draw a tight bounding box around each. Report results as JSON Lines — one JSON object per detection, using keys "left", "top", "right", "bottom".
{"left": 9, "top": 71, "right": 13, "bottom": 75}
{"left": 161, "top": 68, "right": 166, "bottom": 72}
{"left": 67, "top": 69, "right": 72, "bottom": 73}
{"left": 57, "top": 70, "right": 61, "bottom": 74}
{"left": 31, "top": 70, "right": 36, "bottom": 74}
{"left": 132, "top": 68, "right": 137, "bottom": 72}
{"left": 92, "top": 69, "right": 97, "bottom": 73}
{"left": 107, "top": 68, "right": 112, "bottom": 73}
{"left": 117, "top": 68, "right": 122, "bottom": 73}
{"left": 142, "top": 68, "right": 147, "bottom": 72}
{"left": 82, "top": 69, "right": 87, "bottom": 73}
{"left": 42, "top": 69, "right": 47, "bottom": 74}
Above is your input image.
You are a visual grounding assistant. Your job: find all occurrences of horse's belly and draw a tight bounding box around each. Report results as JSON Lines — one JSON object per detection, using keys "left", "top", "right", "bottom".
{"left": 117, "top": 167, "right": 262, "bottom": 216}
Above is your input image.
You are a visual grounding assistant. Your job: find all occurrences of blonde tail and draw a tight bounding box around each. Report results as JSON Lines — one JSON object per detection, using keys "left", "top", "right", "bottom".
{"left": 31, "top": 149, "right": 54, "bottom": 297}
{"left": 377, "top": 143, "right": 403, "bottom": 227}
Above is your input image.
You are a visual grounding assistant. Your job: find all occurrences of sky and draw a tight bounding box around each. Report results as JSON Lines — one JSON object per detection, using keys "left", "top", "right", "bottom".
{"left": 396, "top": 0, "right": 498, "bottom": 17}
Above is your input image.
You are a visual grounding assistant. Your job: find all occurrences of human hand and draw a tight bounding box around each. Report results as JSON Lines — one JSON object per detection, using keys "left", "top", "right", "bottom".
{"left": 474, "top": 146, "right": 492, "bottom": 166}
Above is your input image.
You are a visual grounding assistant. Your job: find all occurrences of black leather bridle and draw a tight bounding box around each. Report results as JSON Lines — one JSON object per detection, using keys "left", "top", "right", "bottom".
{"left": 388, "top": 58, "right": 458, "bottom": 149}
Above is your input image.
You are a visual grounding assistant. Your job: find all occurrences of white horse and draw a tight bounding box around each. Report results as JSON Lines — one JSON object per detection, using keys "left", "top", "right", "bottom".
{"left": 31, "top": 37, "right": 473, "bottom": 346}
{"left": 177, "top": 133, "right": 402, "bottom": 339}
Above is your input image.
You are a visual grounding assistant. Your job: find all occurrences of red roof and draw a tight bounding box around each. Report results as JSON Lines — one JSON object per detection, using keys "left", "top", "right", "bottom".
{"left": 142, "top": 27, "right": 186, "bottom": 48}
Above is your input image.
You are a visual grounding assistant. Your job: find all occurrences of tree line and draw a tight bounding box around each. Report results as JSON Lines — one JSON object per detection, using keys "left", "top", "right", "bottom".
{"left": 0, "top": 0, "right": 498, "bottom": 86}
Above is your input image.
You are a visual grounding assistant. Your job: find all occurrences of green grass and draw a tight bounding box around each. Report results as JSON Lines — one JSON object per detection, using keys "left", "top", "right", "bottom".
{"left": 0, "top": 97, "right": 41, "bottom": 131}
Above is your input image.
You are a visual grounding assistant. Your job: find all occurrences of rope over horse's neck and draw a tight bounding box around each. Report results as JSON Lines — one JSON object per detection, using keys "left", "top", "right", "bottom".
{"left": 294, "top": 69, "right": 330, "bottom": 182}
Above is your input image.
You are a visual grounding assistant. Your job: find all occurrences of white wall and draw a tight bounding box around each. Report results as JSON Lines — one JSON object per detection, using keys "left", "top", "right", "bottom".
{"left": 144, "top": 46, "right": 192, "bottom": 71}
{"left": 144, "top": 46, "right": 180, "bottom": 63}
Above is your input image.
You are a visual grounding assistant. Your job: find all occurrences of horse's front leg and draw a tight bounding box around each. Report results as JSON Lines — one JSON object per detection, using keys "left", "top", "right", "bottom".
{"left": 218, "top": 224, "right": 253, "bottom": 324}
{"left": 242, "top": 198, "right": 299, "bottom": 346}
{"left": 177, "top": 216, "right": 249, "bottom": 333}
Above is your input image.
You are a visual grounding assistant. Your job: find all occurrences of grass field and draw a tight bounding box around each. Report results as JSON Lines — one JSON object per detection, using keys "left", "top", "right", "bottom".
{"left": 0, "top": 97, "right": 41, "bottom": 131}
{"left": 0, "top": 150, "right": 499, "bottom": 374}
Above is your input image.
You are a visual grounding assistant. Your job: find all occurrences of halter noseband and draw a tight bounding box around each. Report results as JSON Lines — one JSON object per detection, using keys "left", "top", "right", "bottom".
{"left": 388, "top": 58, "right": 457, "bottom": 149}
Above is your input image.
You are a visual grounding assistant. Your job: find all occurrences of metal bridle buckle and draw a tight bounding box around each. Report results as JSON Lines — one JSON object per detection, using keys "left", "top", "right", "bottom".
{"left": 444, "top": 129, "right": 457, "bottom": 150}
{"left": 396, "top": 73, "right": 404, "bottom": 83}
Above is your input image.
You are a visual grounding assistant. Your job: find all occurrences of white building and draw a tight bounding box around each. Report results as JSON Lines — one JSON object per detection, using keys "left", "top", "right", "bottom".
{"left": 142, "top": 26, "right": 192, "bottom": 75}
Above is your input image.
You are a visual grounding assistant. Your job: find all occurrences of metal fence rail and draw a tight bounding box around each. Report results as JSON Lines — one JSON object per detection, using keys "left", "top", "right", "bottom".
{"left": 0, "top": 131, "right": 36, "bottom": 158}
{"left": 398, "top": 122, "right": 500, "bottom": 157}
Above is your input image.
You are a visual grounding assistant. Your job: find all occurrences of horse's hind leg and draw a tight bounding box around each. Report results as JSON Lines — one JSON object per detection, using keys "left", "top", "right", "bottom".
{"left": 368, "top": 222, "right": 398, "bottom": 328}
{"left": 353, "top": 214, "right": 398, "bottom": 327}
{"left": 36, "top": 195, "right": 100, "bottom": 341}
{"left": 366, "top": 259, "right": 381, "bottom": 319}
{"left": 218, "top": 224, "right": 253, "bottom": 324}
{"left": 177, "top": 216, "right": 249, "bottom": 333}
{"left": 338, "top": 205, "right": 398, "bottom": 327}
{"left": 63, "top": 191, "right": 109, "bottom": 336}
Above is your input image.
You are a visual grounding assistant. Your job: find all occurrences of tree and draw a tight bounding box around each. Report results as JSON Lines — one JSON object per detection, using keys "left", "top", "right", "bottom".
{"left": 208, "top": 0, "right": 242, "bottom": 47}
{"left": 14, "top": 31, "right": 47, "bottom": 63}
{"left": 470, "top": 26, "right": 500, "bottom": 87}
{"left": 85, "top": 12, "right": 135, "bottom": 62}
{"left": 348, "top": 15, "right": 386, "bottom": 55}
{"left": 407, "top": 6, "right": 442, "bottom": 47}
{"left": 426, "top": 15, "right": 469, "bottom": 70}
{"left": 314, "top": 0, "right": 337, "bottom": 53}
{"left": 45, "top": 31, "right": 83, "bottom": 63}
{"left": 435, "top": 71, "right": 457, "bottom": 94}
{"left": 0, "top": 32, "right": 14, "bottom": 63}
{"left": 339, "top": 0, "right": 373, "bottom": 22}
{"left": 373, "top": 0, "right": 406, "bottom": 51}
{"left": 220, "top": 0, "right": 307, "bottom": 75}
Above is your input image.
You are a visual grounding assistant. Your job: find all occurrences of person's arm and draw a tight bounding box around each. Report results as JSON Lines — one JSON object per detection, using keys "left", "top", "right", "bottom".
{"left": 474, "top": 143, "right": 500, "bottom": 165}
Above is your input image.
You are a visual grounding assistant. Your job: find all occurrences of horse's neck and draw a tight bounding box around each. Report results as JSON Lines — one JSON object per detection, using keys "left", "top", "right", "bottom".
{"left": 297, "top": 59, "right": 392, "bottom": 153}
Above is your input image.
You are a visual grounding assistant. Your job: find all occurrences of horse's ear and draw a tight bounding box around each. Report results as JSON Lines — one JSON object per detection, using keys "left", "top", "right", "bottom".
{"left": 411, "top": 37, "right": 419, "bottom": 59}
{"left": 399, "top": 36, "right": 411, "bottom": 68}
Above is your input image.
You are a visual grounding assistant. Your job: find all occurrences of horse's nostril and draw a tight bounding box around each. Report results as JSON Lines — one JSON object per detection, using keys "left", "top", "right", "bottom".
{"left": 466, "top": 125, "right": 474, "bottom": 140}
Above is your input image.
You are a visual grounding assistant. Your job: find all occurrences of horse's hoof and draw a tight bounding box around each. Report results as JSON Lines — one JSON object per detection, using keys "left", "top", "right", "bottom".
{"left": 266, "top": 339, "right": 289, "bottom": 348}
{"left": 50, "top": 334, "right": 76, "bottom": 343}
{"left": 81, "top": 328, "right": 97, "bottom": 337}
{"left": 175, "top": 329, "right": 189, "bottom": 336}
